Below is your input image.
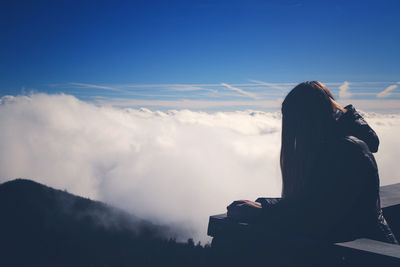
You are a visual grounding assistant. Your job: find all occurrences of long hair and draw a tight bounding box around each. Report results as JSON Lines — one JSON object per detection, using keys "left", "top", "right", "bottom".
{"left": 280, "top": 81, "right": 337, "bottom": 198}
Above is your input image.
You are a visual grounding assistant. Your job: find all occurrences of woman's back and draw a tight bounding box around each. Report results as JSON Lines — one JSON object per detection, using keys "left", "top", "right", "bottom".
{"left": 259, "top": 132, "right": 397, "bottom": 244}
{"left": 302, "top": 135, "right": 382, "bottom": 242}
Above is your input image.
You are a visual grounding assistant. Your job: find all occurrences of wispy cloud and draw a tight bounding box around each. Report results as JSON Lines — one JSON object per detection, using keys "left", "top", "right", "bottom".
{"left": 377, "top": 84, "right": 398, "bottom": 98}
{"left": 338, "top": 81, "right": 351, "bottom": 98}
{"left": 94, "top": 97, "right": 281, "bottom": 110}
{"left": 165, "top": 85, "right": 218, "bottom": 94}
{"left": 249, "top": 80, "right": 293, "bottom": 91}
{"left": 221, "top": 83, "right": 258, "bottom": 99}
{"left": 68, "top": 82, "right": 122, "bottom": 92}
{"left": 166, "top": 85, "right": 207, "bottom": 91}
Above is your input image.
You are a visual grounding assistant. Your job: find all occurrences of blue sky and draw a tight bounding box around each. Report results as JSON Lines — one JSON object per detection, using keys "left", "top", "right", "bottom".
{"left": 1, "top": 0, "right": 399, "bottom": 111}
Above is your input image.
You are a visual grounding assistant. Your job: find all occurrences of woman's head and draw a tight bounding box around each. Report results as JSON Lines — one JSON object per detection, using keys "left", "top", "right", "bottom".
{"left": 282, "top": 81, "right": 335, "bottom": 124}
{"left": 280, "top": 81, "right": 337, "bottom": 198}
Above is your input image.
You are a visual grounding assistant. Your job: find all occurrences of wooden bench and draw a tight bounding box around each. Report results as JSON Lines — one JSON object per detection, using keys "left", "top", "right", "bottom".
{"left": 207, "top": 183, "right": 400, "bottom": 266}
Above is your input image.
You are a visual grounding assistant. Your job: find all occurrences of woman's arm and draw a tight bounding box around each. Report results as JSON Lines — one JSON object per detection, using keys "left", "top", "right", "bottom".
{"left": 336, "top": 105, "right": 380, "bottom": 153}
{"left": 226, "top": 200, "right": 262, "bottom": 222}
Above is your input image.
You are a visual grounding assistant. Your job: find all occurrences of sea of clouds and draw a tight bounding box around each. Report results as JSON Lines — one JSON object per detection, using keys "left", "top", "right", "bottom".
{"left": 1, "top": 93, "right": 399, "bottom": 243}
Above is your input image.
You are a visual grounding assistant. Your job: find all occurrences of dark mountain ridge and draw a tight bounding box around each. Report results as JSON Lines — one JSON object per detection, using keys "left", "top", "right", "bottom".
{"left": 0, "top": 179, "right": 209, "bottom": 266}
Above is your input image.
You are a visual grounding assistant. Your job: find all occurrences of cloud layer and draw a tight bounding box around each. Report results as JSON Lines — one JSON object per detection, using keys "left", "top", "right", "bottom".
{"left": 1, "top": 94, "right": 400, "bottom": 242}
{"left": 43, "top": 81, "right": 400, "bottom": 112}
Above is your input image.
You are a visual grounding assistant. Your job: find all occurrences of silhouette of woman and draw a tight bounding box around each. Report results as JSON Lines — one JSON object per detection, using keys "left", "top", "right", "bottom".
{"left": 227, "top": 81, "right": 398, "bottom": 244}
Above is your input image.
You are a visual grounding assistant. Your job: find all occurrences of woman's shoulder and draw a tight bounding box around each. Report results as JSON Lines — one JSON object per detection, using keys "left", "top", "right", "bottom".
{"left": 337, "top": 135, "right": 372, "bottom": 156}
{"left": 333, "top": 135, "right": 378, "bottom": 172}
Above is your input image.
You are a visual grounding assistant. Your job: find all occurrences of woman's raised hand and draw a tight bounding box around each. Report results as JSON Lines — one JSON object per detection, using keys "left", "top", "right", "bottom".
{"left": 330, "top": 98, "right": 347, "bottom": 113}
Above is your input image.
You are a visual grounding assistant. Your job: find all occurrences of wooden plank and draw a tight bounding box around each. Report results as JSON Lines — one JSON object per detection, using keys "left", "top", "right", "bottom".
{"left": 380, "top": 183, "right": 400, "bottom": 208}
{"left": 336, "top": 238, "right": 400, "bottom": 259}
{"left": 207, "top": 213, "right": 248, "bottom": 237}
{"left": 208, "top": 183, "right": 400, "bottom": 237}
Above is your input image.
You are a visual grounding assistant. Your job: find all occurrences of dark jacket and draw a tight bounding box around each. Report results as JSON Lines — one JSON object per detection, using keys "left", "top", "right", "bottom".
{"left": 257, "top": 105, "right": 397, "bottom": 244}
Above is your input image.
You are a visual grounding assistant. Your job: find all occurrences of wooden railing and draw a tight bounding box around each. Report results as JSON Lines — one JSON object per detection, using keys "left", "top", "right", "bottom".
{"left": 207, "top": 183, "right": 400, "bottom": 266}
